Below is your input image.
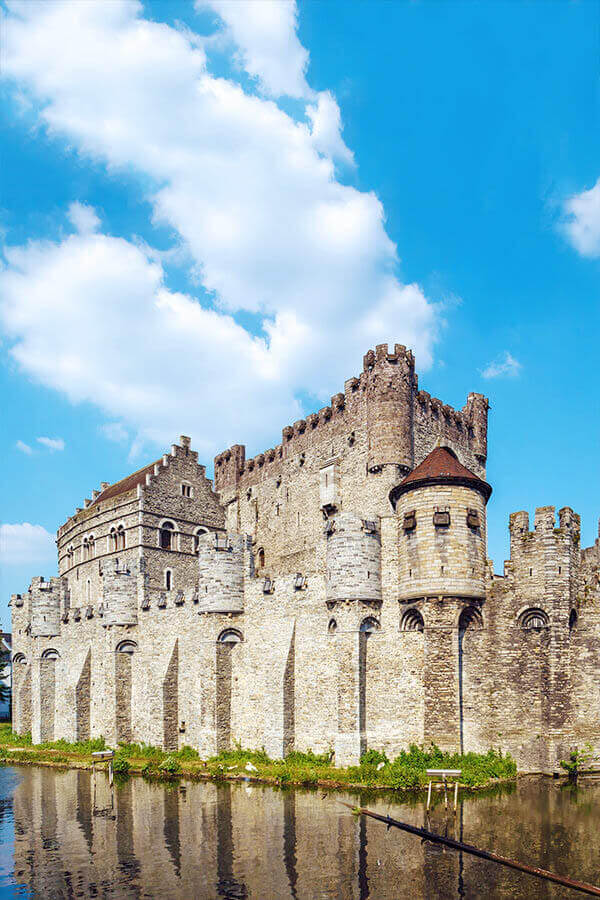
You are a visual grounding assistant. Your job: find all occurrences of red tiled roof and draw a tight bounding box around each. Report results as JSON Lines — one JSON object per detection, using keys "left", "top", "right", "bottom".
{"left": 390, "top": 446, "right": 492, "bottom": 506}
{"left": 92, "top": 460, "right": 161, "bottom": 505}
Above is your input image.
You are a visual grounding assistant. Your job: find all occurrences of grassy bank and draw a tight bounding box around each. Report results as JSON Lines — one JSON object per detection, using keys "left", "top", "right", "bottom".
{"left": 0, "top": 725, "right": 516, "bottom": 790}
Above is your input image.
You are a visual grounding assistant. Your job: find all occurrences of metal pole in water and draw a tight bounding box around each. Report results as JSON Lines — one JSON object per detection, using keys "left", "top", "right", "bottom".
{"left": 338, "top": 801, "right": 600, "bottom": 897}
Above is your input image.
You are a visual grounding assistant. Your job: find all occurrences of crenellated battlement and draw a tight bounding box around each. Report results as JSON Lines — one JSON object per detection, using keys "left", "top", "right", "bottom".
{"left": 214, "top": 343, "right": 489, "bottom": 491}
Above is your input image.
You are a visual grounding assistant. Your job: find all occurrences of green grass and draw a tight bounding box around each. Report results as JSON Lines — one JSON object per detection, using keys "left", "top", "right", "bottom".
{"left": 0, "top": 724, "right": 516, "bottom": 791}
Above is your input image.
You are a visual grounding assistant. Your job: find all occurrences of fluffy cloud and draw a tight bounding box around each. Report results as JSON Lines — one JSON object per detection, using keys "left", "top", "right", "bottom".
{"left": 561, "top": 178, "right": 600, "bottom": 258}
{"left": 2, "top": 0, "right": 438, "bottom": 456}
{"left": 481, "top": 351, "right": 522, "bottom": 380}
{"left": 0, "top": 523, "right": 55, "bottom": 566}
{"left": 15, "top": 440, "right": 33, "bottom": 455}
{"left": 36, "top": 437, "right": 65, "bottom": 451}
{"left": 67, "top": 201, "right": 101, "bottom": 235}
{"left": 199, "top": 0, "right": 310, "bottom": 99}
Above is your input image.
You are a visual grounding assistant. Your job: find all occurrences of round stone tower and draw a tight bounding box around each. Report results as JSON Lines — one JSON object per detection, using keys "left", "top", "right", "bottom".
{"left": 196, "top": 532, "right": 246, "bottom": 613}
{"left": 326, "top": 513, "right": 381, "bottom": 605}
{"left": 390, "top": 446, "right": 492, "bottom": 601}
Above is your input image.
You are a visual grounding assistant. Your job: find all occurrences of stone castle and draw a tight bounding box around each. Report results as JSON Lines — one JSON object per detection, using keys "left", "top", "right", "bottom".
{"left": 10, "top": 344, "right": 600, "bottom": 770}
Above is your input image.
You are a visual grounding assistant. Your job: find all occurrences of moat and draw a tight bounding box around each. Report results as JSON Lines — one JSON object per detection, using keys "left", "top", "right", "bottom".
{"left": 0, "top": 768, "right": 599, "bottom": 898}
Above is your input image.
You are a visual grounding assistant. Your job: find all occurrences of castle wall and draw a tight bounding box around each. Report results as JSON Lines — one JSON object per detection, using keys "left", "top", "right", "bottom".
{"left": 10, "top": 351, "right": 600, "bottom": 774}
{"left": 214, "top": 344, "right": 489, "bottom": 583}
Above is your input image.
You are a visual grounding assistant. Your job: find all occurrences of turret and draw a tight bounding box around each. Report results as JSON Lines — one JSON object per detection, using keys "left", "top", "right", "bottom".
{"left": 365, "top": 344, "right": 415, "bottom": 475}
{"left": 102, "top": 558, "right": 138, "bottom": 626}
{"left": 390, "top": 446, "right": 492, "bottom": 601}
{"left": 213, "top": 445, "right": 246, "bottom": 493}
{"left": 507, "top": 505, "right": 581, "bottom": 613}
{"left": 326, "top": 513, "right": 381, "bottom": 605}
{"left": 30, "top": 576, "right": 64, "bottom": 637}
{"left": 196, "top": 532, "right": 247, "bottom": 613}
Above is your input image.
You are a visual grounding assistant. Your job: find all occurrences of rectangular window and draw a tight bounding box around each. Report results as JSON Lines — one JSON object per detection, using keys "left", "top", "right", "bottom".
{"left": 319, "top": 460, "right": 339, "bottom": 509}
{"left": 433, "top": 510, "right": 451, "bottom": 528}
{"left": 181, "top": 483, "right": 192, "bottom": 498}
{"left": 403, "top": 511, "right": 416, "bottom": 532}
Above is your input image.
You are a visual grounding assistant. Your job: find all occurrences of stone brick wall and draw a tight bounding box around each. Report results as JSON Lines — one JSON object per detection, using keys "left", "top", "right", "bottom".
{"left": 9, "top": 347, "right": 600, "bottom": 773}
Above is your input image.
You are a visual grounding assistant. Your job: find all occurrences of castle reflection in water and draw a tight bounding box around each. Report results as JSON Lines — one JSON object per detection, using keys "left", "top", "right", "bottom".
{"left": 10, "top": 768, "right": 600, "bottom": 898}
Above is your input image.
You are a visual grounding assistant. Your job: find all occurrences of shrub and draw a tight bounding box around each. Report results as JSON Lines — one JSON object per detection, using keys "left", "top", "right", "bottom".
{"left": 360, "top": 749, "right": 389, "bottom": 768}
{"left": 176, "top": 745, "right": 200, "bottom": 761}
{"left": 159, "top": 755, "right": 181, "bottom": 776}
{"left": 112, "top": 756, "right": 130, "bottom": 776}
{"left": 141, "top": 761, "right": 157, "bottom": 777}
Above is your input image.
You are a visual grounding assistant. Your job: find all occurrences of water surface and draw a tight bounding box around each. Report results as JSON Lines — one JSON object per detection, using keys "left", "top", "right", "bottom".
{"left": 0, "top": 767, "right": 598, "bottom": 898}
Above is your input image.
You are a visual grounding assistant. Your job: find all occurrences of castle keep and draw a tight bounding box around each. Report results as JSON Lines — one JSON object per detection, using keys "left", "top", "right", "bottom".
{"left": 10, "top": 344, "right": 600, "bottom": 770}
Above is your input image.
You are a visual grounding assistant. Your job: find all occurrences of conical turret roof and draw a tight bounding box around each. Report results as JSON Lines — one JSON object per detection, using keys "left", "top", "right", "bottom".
{"left": 389, "top": 446, "right": 492, "bottom": 508}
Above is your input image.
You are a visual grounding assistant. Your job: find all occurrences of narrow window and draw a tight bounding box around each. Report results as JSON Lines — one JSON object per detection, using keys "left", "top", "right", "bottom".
{"left": 88, "top": 535, "right": 95, "bottom": 558}
{"left": 194, "top": 527, "right": 207, "bottom": 553}
{"left": 257, "top": 548, "right": 265, "bottom": 569}
{"left": 110, "top": 527, "right": 117, "bottom": 552}
{"left": 86, "top": 579, "right": 91, "bottom": 603}
{"left": 160, "top": 521, "right": 175, "bottom": 550}
{"left": 117, "top": 525, "right": 126, "bottom": 550}
{"left": 165, "top": 570, "right": 172, "bottom": 591}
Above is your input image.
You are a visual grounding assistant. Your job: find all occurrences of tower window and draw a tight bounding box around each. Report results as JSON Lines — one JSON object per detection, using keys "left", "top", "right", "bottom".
{"left": 519, "top": 608, "right": 549, "bottom": 630}
{"left": 433, "top": 511, "right": 450, "bottom": 528}
{"left": 117, "top": 524, "right": 126, "bottom": 550}
{"left": 160, "top": 521, "right": 176, "bottom": 550}
{"left": 194, "top": 527, "right": 208, "bottom": 553}
{"left": 164, "top": 569, "right": 172, "bottom": 591}
{"left": 181, "top": 483, "right": 193, "bottom": 498}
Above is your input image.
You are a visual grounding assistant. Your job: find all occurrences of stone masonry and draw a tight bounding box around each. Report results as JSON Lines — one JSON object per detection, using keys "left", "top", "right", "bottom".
{"left": 10, "top": 344, "right": 600, "bottom": 771}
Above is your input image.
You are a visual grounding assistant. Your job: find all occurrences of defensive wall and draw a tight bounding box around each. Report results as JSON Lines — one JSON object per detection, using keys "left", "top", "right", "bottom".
{"left": 9, "top": 345, "right": 600, "bottom": 771}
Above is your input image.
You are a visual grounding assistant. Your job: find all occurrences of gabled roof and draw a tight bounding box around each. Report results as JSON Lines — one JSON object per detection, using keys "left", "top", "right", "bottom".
{"left": 390, "top": 446, "right": 492, "bottom": 507}
{"left": 92, "top": 460, "right": 161, "bottom": 505}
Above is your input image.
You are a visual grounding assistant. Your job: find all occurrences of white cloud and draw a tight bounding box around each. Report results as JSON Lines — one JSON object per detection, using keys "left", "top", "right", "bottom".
{"left": 0, "top": 523, "right": 55, "bottom": 566}
{"left": 99, "top": 422, "right": 129, "bottom": 443}
{"left": 481, "top": 351, "right": 522, "bottom": 380}
{"left": 1, "top": 0, "right": 438, "bottom": 456}
{"left": 561, "top": 178, "right": 600, "bottom": 258}
{"left": 15, "top": 440, "right": 33, "bottom": 455}
{"left": 36, "top": 436, "right": 65, "bottom": 451}
{"left": 199, "top": 0, "right": 310, "bottom": 99}
{"left": 67, "top": 201, "right": 101, "bottom": 234}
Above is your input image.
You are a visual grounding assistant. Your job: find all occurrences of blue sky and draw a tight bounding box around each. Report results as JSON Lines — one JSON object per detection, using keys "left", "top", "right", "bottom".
{"left": 1, "top": 0, "right": 598, "bottom": 629}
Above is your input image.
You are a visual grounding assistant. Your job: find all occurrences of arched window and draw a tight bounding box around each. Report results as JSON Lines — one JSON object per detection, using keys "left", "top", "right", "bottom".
{"left": 67, "top": 545, "right": 74, "bottom": 566}
{"left": 109, "top": 527, "right": 117, "bottom": 552}
{"left": 569, "top": 609, "right": 578, "bottom": 631}
{"left": 519, "top": 608, "right": 549, "bottom": 630}
{"left": 360, "top": 616, "right": 380, "bottom": 635}
{"left": 328, "top": 618, "right": 337, "bottom": 634}
{"left": 116, "top": 640, "right": 137, "bottom": 654}
{"left": 164, "top": 569, "right": 173, "bottom": 591}
{"left": 12, "top": 653, "right": 26, "bottom": 666}
{"left": 194, "top": 527, "right": 208, "bottom": 554}
{"left": 401, "top": 608, "right": 425, "bottom": 632}
{"left": 159, "top": 521, "right": 176, "bottom": 551}
{"left": 218, "top": 629, "right": 243, "bottom": 644}
{"left": 458, "top": 606, "right": 483, "bottom": 632}
{"left": 82, "top": 538, "right": 89, "bottom": 561}
{"left": 117, "top": 524, "right": 126, "bottom": 550}
{"left": 41, "top": 649, "right": 60, "bottom": 660}
{"left": 88, "top": 534, "right": 95, "bottom": 558}
{"left": 257, "top": 548, "right": 265, "bottom": 569}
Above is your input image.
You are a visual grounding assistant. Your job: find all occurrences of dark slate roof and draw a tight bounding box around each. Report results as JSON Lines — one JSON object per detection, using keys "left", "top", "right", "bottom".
{"left": 390, "top": 446, "right": 492, "bottom": 507}
{"left": 93, "top": 460, "right": 161, "bottom": 505}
